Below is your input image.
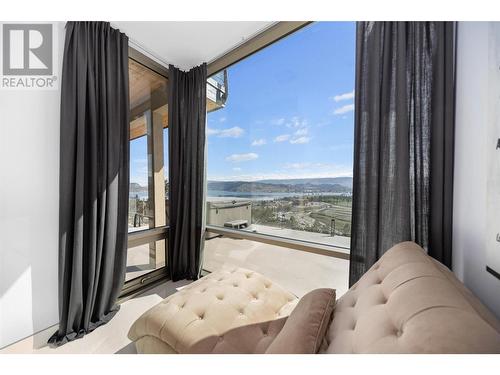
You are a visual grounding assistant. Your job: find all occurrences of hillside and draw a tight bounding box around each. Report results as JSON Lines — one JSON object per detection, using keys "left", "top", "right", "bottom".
{"left": 132, "top": 177, "right": 354, "bottom": 194}
{"left": 130, "top": 182, "right": 148, "bottom": 193}
{"left": 207, "top": 179, "right": 351, "bottom": 193}
{"left": 259, "top": 177, "right": 353, "bottom": 188}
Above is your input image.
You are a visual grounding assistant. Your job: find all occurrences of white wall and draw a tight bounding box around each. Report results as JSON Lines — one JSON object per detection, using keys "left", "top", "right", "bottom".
{"left": 485, "top": 23, "right": 500, "bottom": 288}
{"left": 0, "top": 22, "right": 65, "bottom": 348}
{"left": 453, "top": 21, "right": 500, "bottom": 318}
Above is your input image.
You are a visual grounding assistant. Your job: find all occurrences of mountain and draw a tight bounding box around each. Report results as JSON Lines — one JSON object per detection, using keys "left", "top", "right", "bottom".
{"left": 258, "top": 177, "right": 353, "bottom": 188}
{"left": 130, "top": 182, "right": 148, "bottom": 193}
{"left": 207, "top": 180, "right": 351, "bottom": 194}
{"left": 132, "top": 178, "right": 354, "bottom": 194}
{"left": 208, "top": 181, "right": 290, "bottom": 193}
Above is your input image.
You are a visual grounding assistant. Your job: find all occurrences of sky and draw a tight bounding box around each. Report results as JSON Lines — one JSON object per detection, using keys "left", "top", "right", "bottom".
{"left": 206, "top": 22, "right": 356, "bottom": 182}
{"left": 129, "top": 130, "right": 169, "bottom": 187}
{"left": 130, "top": 22, "right": 355, "bottom": 186}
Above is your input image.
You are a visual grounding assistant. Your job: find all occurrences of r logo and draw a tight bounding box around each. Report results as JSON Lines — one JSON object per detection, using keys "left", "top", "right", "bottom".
{"left": 2, "top": 24, "right": 53, "bottom": 76}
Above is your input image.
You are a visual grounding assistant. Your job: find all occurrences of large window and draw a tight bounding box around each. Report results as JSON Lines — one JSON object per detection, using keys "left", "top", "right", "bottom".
{"left": 206, "top": 22, "right": 355, "bottom": 249}
{"left": 123, "top": 51, "right": 225, "bottom": 295}
{"left": 125, "top": 55, "right": 169, "bottom": 291}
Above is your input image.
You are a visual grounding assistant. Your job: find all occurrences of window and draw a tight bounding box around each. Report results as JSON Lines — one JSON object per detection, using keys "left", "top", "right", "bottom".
{"left": 124, "top": 54, "right": 169, "bottom": 293}
{"left": 206, "top": 22, "right": 355, "bottom": 250}
{"left": 122, "top": 49, "right": 227, "bottom": 296}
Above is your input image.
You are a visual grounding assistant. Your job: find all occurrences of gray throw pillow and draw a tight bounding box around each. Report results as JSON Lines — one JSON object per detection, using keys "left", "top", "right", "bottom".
{"left": 265, "top": 288, "right": 336, "bottom": 354}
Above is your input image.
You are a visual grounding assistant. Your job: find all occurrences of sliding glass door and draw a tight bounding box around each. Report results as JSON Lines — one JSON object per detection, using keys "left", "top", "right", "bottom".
{"left": 122, "top": 52, "right": 169, "bottom": 296}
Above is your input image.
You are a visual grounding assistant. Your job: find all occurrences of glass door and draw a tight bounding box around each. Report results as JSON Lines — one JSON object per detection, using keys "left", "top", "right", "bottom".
{"left": 122, "top": 53, "right": 169, "bottom": 297}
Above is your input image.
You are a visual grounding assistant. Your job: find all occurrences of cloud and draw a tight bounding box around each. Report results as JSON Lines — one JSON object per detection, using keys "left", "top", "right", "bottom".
{"left": 219, "top": 117, "right": 227, "bottom": 123}
{"left": 294, "top": 128, "right": 308, "bottom": 136}
{"left": 334, "top": 103, "right": 355, "bottom": 115}
{"left": 272, "top": 117, "right": 313, "bottom": 144}
{"left": 225, "top": 153, "right": 259, "bottom": 162}
{"left": 274, "top": 134, "right": 290, "bottom": 143}
{"left": 274, "top": 130, "right": 311, "bottom": 145}
{"left": 273, "top": 116, "right": 308, "bottom": 129}
{"left": 207, "top": 126, "right": 245, "bottom": 138}
{"left": 206, "top": 127, "right": 219, "bottom": 136}
{"left": 272, "top": 116, "right": 312, "bottom": 143}
{"left": 219, "top": 127, "right": 244, "bottom": 138}
{"left": 208, "top": 165, "right": 353, "bottom": 182}
{"left": 251, "top": 138, "right": 266, "bottom": 146}
{"left": 287, "top": 116, "right": 308, "bottom": 129}
{"left": 290, "top": 136, "right": 311, "bottom": 144}
{"left": 285, "top": 120, "right": 311, "bottom": 143}
{"left": 333, "top": 90, "right": 355, "bottom": 102}
{"left": 232, "top": 167, "right": 242, "bottom": 172}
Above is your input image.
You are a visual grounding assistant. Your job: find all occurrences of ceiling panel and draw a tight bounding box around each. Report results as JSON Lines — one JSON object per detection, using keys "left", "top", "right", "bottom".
{"left": 114, "top": 21, "right": 275, "bottom": 71}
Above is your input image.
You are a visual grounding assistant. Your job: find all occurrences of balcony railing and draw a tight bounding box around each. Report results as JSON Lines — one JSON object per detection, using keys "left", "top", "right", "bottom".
{"left": 204, "top": 194, "right": 351, "bottom": 298}
{"left": 205, "top": 196, "right": 351, "bottom": 256}
{"left": 207, "top": 70, "right": 228, "bottom": 112}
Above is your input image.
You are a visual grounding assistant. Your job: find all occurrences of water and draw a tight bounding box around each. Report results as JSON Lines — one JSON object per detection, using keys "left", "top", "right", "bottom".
{"left": 129, "top": 189, "right": 350, "bottom": 201}
{"left": 206, "top": 189, "right": 349, "bottom": 202}
{"left": 129, "top": 191, "right": 148, "bottom": 200}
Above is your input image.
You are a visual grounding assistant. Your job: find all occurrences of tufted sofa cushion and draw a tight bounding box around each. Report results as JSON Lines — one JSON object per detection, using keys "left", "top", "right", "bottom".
{"left": 321, "top": 241, "right": 500, "bottom": 353}
{"left": 128, "top": 267, "right": 298, "bottom": 353}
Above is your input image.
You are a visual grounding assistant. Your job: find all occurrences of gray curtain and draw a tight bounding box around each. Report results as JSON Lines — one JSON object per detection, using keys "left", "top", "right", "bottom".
{"left": 349, "top": 22, "right": 455, "bottom": 286}
{"left": 49, "top": 22, "right": 130, "bottom": 346}
{"left": 168, "top": 64, "right": 207, "bottom": 281}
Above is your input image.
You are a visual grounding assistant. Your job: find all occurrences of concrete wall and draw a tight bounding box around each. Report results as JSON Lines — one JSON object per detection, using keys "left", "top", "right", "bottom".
{"left": 453, "top": 21, "right": 500, "bottom": 318}
{"left": 0, "top": 22, "right": 65, "bottom": 348}
{"left": 206, "top": 200, "right": 252, "bottom": 228}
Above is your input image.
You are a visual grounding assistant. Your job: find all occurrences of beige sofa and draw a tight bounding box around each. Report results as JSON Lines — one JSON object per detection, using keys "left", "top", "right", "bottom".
{"left": 128, "top": 241, "right": 500, "bottom": 353}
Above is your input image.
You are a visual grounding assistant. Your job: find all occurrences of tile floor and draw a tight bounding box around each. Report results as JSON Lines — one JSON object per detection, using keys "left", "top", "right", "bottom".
{"left": 204, "top": 236, "right": 349, "bottom": 298}
{"left": 0, "top": 279, "right": 191, "bottom": 354}
{"left": 1, "top": 236, "right": 349, "bottom": 353}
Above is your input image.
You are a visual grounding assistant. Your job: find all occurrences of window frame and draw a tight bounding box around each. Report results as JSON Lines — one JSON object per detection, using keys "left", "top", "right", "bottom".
{"left": 204, "top": 21, "right": 352, "bottom": 262}
{"left": 120, "top": 47, "right": 170, "bottom": 299}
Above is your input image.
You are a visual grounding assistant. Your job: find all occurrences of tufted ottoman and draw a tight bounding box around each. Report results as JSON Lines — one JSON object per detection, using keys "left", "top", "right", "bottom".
{"left": 128, "top": 267, "right": 298, "bottom": 353}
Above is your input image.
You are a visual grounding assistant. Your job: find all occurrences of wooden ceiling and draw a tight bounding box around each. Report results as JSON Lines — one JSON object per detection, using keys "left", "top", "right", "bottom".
{"left": 129, "top": 59, "right": 167, "bottom": 109}
{"left": 128, "top": 58, "right": 222, "bottom": 141}
{"left": 129, "top": 59, "right": 168, "bottom": 140}
{"left": 129, "top": 104, "right": 169, "bottom": 140}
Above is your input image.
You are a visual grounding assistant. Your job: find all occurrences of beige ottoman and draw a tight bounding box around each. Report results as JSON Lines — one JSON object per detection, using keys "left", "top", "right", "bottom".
{"left": 128, "top": 267, "right": 298, "bottom": 353}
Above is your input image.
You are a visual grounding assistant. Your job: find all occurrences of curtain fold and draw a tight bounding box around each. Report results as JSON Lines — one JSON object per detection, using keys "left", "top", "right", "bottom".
{"left": 349, "top": 22, "right": 455, "bottom": 286}
{"left": 49, "top": 22, "right": 130, "bottom": 346}
{"left": 168, "top": 64, "right": 207, "bottom": 281}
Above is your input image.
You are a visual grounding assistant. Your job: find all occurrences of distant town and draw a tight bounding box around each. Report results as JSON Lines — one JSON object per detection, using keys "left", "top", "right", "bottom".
{"left": 129, "top": 177, "right": 353, "bottom": 238}
{"left": 207, "top": 177, "right": 353, "bottom": 237}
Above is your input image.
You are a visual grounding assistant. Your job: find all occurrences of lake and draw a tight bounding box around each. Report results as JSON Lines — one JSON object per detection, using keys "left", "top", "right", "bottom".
{"left": 206, "top": 190, "right": 349, "bottom": 201}
{"left": 129, "top": 189, "right": 350, "bottom": 201}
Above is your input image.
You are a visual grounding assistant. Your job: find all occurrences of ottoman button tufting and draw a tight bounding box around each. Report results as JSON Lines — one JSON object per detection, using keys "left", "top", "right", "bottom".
{"left": 127, "top": 267, "right": 299, "bottom": 354}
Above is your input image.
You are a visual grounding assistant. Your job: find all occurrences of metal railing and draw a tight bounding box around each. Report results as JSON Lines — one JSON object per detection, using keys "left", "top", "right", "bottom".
{"left": 207, "top": 70, "right": 228, "bottom": 112}
{"left": 205, "top": 225, "right": 350, "bottom": 260}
